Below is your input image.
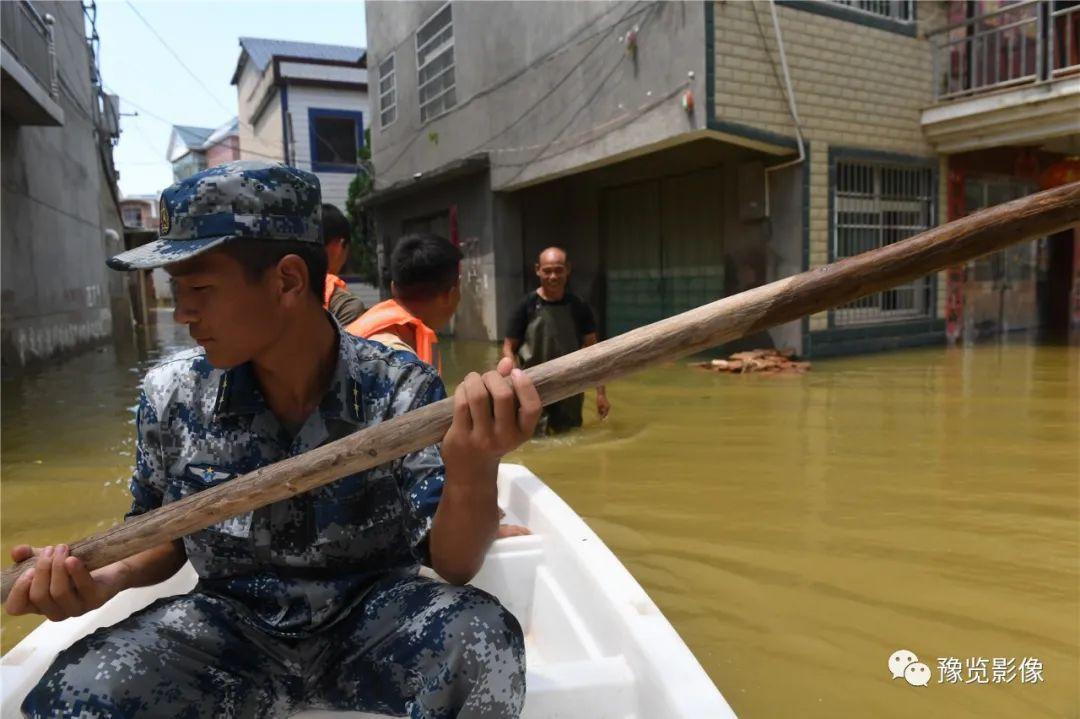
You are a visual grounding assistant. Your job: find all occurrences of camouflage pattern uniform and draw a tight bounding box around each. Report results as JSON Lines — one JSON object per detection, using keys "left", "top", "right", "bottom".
{"left": 23, "top": 161, "right": 525, "bottom": 718}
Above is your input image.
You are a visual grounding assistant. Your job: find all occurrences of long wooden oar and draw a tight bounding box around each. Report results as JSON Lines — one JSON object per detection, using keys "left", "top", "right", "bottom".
{"left": 3, "top": 182, "right": 1078, "bottom": 602}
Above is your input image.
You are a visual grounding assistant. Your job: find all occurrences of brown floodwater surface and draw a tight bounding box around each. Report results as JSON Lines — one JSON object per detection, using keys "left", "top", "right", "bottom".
{"left": 3, "top": 312, "right": 1078, "bottom": 718}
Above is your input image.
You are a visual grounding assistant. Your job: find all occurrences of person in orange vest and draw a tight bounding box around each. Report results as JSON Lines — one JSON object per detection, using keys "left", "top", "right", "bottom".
{"left": 349, "top": 233, "right": 531, "bottom": 539}
{"left": 347, "top": 233, "right": 461, "bottom": 373}
{"left": 321, "top": 203, "right": 366, "bottom": 326}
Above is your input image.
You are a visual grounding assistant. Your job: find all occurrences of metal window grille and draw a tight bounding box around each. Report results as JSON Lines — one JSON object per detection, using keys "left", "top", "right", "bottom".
{"left": 833, "top": 161, "right": 935, "bottom": 325}
{"left": 378, "top": 53, "right": 397, "bottom": 129}
{"left": 416, "top": 2, "right": 456, "bottom": 123}
{"left": 829, "top": 0, "right": 914, "bottom": 23}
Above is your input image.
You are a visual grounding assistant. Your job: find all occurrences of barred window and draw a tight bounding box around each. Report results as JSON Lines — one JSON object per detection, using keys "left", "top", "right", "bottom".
{"left": 829, "top": 0, "right": 914, "bottom": 23}
{"left": 416, "top": 2, "right": 456, "bottom": 123}
{"left": 833, "top": 160, "right": 935, "bottom": 325}
{"left": 378, "top": 54, "right": 396, "bottom": 129}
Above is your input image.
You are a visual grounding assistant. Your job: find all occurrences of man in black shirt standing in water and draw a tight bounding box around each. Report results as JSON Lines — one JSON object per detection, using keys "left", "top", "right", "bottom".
{"left": 503, "top": 246, "right": 610, "bottom": 434}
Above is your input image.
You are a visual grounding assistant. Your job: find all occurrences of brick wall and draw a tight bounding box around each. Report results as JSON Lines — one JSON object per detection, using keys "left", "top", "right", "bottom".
{"left": 714, "top": 1, "right": 948, "bottom": 330}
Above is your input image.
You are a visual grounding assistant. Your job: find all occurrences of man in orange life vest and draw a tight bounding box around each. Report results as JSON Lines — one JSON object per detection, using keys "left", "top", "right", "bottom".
{"left": 347, "top": 233, "right": 460, "bottom": 374}
{"left": 321, "top": 203, "right": 367, "bottom": 326}
{"left": 352, "top": 233, "right": 531, "bottom": 539}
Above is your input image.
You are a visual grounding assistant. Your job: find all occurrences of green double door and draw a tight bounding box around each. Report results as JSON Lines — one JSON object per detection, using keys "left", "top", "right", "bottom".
{"left": 602, "top": 168, "right": 725, "bottom": 337}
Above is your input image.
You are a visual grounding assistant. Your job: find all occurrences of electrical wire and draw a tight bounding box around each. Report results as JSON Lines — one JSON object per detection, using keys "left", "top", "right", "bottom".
{"left": 123, "top": 0, "right": 235, "bottom": 117}
{"left": 106, "top": 88, "right": 302, "bottom": 165}
{"left": 497, "top": 2, "right": 662, "bottom": 188}
{"left": 489, "top": 84, "right": 685, "bottom": 169}
{"left": 119, "top": 1, "right": 326, "bottom": 140}
{"left": 374, "top": 1, "right": 654, "bottom": 180}
{"left": 377, "top": 1, "right": 657, "bottom": 185}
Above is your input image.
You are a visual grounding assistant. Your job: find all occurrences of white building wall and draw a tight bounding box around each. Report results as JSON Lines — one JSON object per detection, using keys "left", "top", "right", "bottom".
{"left": 285, "top": 84, "right": 370, "bottom": 212}
{"left": 237, "top": 63, "right": 284, "bottom": 163}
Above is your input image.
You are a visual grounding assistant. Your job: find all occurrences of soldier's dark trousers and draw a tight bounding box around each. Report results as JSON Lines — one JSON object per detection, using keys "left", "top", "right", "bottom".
{"left": 22, "top": 574, "right": 525, "bottom": 719}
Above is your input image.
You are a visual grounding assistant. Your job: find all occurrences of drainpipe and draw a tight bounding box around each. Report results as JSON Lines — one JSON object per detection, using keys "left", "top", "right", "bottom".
{"left": 764, "top": 0, "right": 806, "bottom": 213}
{"left": 280, "top": 85, "right": 290, "bottom": 164}
{"left": 44, "top": 13, "right": 58, "bottom": 100}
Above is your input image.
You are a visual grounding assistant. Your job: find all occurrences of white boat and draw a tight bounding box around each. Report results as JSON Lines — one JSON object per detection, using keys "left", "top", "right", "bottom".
{"left": 2, "top": 464, "right": 735, "bottom": 718}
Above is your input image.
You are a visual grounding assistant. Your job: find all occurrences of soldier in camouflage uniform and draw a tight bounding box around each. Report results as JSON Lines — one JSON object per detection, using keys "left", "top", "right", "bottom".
{"left": 6, "top": 161, "right": 540, "bottom": 718}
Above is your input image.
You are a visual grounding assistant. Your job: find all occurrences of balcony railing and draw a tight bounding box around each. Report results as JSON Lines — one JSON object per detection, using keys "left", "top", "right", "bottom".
{"left": 831, "top": 1, "right": 915, "bottom": 24}
{"left": 929, "top": 0, "right": 1080, "bottom": 102}
{"left": 1050, "top": 1, "right": 1080, "bottom": 77}
{"left": 0, "top": 0, "right": 57, "bottom": 100}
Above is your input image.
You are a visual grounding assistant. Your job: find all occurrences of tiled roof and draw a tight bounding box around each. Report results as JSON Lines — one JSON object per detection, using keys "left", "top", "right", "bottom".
{"left": 238, "top": 37, "right": 365, "bottom": 73}
{"left": 172, "top": 125, "right": 215, "bottom": 149}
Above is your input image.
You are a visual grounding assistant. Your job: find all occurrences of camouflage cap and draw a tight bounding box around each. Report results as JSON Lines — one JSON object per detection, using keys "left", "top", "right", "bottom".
{"left": 107, "top": 160, "right": 322, "bottom": 271}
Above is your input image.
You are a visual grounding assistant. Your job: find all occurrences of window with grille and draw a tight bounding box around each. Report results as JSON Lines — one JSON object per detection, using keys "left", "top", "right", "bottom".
{"left": 833, "top": 160, "right": 935, "bottom": 325}
{"left": 416, "top": 3, "right": 456, "bottom": 123}
{"left": 829, "top": 0, "right": 914, "bottom": 23}
{"left": 378, "top": 54, "right": 396, "bottom": 129}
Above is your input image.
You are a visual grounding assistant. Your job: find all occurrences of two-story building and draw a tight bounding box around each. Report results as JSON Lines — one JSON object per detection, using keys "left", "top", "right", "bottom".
{"left": 119, "top": 193, "right": 175, "bottom": 309}
{"left": 118, "top": 194, "right": 158, "bottom": 230}
{"left": 231, "top": 37, "right": 369, "bottom": 213}
{"left": 922, "top": 0, "right": 1080, "bottom": 340}
{"left": 166, "top": 117, "right": 240, "bottom": 181}
{"left": 1, "top": 0, "right": 131, "bottom": 369}
{"left": 362, "top": 1, "right": 1079, "bottom": 353}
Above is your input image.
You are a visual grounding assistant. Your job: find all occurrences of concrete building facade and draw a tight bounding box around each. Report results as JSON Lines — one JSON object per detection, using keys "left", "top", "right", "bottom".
{"left": 363, "top": 1, "right": 1079, "bottom": 353}
{"left": 232, "top": 38, "right": 370, "bottom": 213}
{"left": 1, "top": 0, "right": 130, "bottom": 371}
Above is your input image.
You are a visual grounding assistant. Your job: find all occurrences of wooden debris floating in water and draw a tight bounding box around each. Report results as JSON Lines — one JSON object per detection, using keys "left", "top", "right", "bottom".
{"left": 693, "top": 349, "right": 810, "bottom": 374}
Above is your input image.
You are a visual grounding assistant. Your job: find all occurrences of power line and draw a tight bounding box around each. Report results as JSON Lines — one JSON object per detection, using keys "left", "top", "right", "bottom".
{"left": 107, "top": 89, "right": 305, "bottom": 165}
{"left": 489, "top": 83, "right": 685, "bottom": 169}
{"left": 374, "top": 1, "right": 654, "bottom": 178}
{"left": 377, "top": 1, "right": 656, "bottom": 185}
{"left": 123, "top": 0, "right": 234, "bottom": 116}
{"left": 105, "top": 87, "right": 173, "bottom": 126}
{"left": 127, "top": 120, "right": 168, "bottom": 161}
{"left": 498, "top": 2, "right": 662, "bottom": 188}
{"left": 118, "top": 2, "right": 274, "bottom": 137}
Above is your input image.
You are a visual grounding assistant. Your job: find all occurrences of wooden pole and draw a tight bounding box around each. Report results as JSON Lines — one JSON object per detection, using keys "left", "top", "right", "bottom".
{"left": 3, "top": 182, "right": 1078, "bottom": 603}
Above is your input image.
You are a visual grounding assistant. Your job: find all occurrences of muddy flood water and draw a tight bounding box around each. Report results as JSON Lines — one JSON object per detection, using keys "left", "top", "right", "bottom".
{"left": 3, "top": 309, "right": 1077, "bottom": 718}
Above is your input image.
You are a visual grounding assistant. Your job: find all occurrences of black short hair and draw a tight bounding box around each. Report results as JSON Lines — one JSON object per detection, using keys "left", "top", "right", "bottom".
{"left": 391, "top": 233, "right": 462, "bottom": 300}
{"left": 321, "top": 203, "right": 351, "bottom": 246}
{"left": 220, "top": 238, "right": 327, "bottom": 302}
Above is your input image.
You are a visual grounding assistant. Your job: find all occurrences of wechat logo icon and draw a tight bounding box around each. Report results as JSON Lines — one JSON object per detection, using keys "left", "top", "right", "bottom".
{"left": 889, "top": 649, "right": 931, "bottom": 687}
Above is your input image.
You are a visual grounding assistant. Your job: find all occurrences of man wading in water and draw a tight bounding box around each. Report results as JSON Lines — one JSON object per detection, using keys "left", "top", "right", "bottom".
{"left": 6, "top": 160, "right": 540, "bottom": 718}
{"left": 502, "top": 247, "right": 609, "bottom": 435}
